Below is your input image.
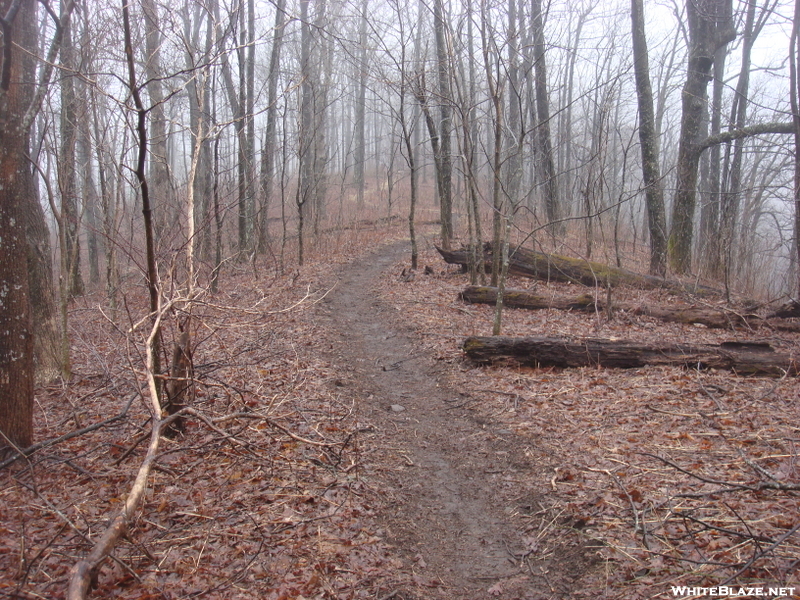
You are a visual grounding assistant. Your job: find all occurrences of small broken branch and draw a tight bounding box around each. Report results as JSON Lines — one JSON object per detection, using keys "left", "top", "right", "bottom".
{"left": 67, "top": 303, "right": 166, "bottom": 600}
{"left": 641, "top": 452, "right": 800, "bottom": 492}
{"left": 0, "top": 394, "right": 135, "bottom": 470}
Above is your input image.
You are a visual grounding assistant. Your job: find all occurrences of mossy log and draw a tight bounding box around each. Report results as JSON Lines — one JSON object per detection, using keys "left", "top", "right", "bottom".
{"left": 460, "top": 286, "right": 598, "bottom": 311}
{"left": 437, "top": 244, "right": 719, "bottom": 296}
{"left": 463, "top": 336, "right": 798, "bottom": 377}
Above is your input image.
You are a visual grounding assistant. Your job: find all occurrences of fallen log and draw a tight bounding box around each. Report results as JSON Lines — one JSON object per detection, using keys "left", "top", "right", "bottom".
{"left": 769, "top": 300, "right": 800, "bottom": 319}
{"left": 437, "top": 244, "right": 719, "bottom": 296}
{"left": 463, "top": 335, "right": 798, "bottom": 377}
{"left": 460, "top": 285, "right": 770, "bottom": 330}
{"left": 630, "top": 304, "right": 763, "bottom": 329}
{"left": 460, "top": 286, "right": 598, "bottom": 311}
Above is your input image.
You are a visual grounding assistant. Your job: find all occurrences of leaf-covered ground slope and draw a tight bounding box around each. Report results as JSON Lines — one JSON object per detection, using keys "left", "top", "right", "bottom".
{"left": 1, "top": 228, "right": 798, "bottom": 599}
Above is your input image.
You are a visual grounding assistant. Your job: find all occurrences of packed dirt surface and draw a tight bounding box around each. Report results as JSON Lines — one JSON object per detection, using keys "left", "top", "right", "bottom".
{"left": 314, "top": 236, "right": 800, "bottom": 600}
{"left": 316, "top": 240, "right": 586, "bottom": 599}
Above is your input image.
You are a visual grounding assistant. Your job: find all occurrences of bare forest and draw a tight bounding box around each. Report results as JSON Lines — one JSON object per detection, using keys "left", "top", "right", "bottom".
{"left": 1, "top": 0, "right": 800, "bottom": 598}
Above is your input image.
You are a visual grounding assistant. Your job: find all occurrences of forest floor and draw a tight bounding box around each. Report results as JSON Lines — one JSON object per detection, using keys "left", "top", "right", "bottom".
{"left": 1, "top": 224, "right": 799, "bottom": 599}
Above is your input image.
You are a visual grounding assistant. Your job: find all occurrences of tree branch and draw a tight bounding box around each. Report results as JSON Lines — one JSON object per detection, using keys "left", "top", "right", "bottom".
{"left": 0, "top": 394, "right": 135, "bottom": 470}
{"left": 20, "top": 0, "right": 76, "bottom": 132}
{"left": 66, "top": 305, "right": 167, "bottom": 600}
{"left": 0, "top": 0, "right": 24, "bottom": 92}
{"left": 697, "top": 121, "right": 794, "bottom": 152}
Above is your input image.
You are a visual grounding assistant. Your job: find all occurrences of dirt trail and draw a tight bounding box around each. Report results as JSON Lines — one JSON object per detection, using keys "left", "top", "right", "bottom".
{"left": 319, "top": 240, "right": 547, "bottom": 599}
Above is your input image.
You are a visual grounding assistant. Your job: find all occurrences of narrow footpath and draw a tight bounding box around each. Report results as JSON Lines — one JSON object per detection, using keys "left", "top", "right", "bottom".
{"left": 317, "top": 240, "right": 553, "bottom": 600}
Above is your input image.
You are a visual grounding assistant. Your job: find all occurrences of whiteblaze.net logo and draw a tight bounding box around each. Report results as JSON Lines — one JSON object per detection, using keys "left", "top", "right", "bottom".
{"left": 670, "top": 586, "right": 796, "bottom": 598}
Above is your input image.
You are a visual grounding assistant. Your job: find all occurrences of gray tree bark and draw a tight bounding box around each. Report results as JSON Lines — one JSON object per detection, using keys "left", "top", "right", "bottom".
{"left": 530, "top": 0, "right": 560, "bottom": 234}
{"left": 667, "top": 0, "right": 735, "bottom": 274}
{"left": 354, "top": 0, "right": 368, "bottom": 210}
{"left": 59, "top": 7, "right": 83, "bottom": 297}
{"left": 258, "top": 0, "right": 287, "bottom": 253}
{"left": 792, "top": 0, "right": 800, "bottom": 297}
{"left": 142, "top": 0, "right": 171, "bottom": 243}
{"left": 631, "top": 0, "right": 668, "bottom": 276}
{"left": 433, "top": 0, "right": 453, "bottom": 249}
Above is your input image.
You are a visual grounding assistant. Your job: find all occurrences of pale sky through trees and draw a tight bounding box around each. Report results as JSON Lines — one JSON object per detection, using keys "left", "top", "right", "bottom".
{"left": 19, "top": 0, "right": 800, "bottom": 297}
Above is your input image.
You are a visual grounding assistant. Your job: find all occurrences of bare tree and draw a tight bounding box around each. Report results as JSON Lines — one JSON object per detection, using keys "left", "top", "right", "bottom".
{"left": 354, "top": 0, "right": 368, "bottom": 210}
{"left": 791, "top": 0, "right": 800, "bottom": 297}
{"left": 480, "top": 0, "right": 504, "bottom": 286}
{"left": 530, "top": 0, "right": 560, "bottom": 235}
{"left": 142, "top": 0, "right": 171, "bottom": 243}
{"left": 631, "top": 0, "right": 668, "bottom": 276}
{"left": 298, "top": 0, "right": 314, "bottom": 265}
{"left": 433, "top": 0, "right": 453, "bottom": 250}
{"left": 667, "top": 0, "right": 735, "bottom": 274}
{"left": 124, "top": 0, "right": 162, "bottom": 400}
{"left": 1, "top": 0, "right": 75, "bottom": 450}
{"left": 0, "top": 0, "right": 37, "bottom": 448}
{"left": 59, "top": 3, "right": 83, "bottom": 297}
{"left": 258, "top": 0, "right": 287, "bottom": 254}
{"left": 718, "top": 0, "right": 775, "bottom": 290}
{"left": 557, "top": 4, "right": 592, "bottom": 211}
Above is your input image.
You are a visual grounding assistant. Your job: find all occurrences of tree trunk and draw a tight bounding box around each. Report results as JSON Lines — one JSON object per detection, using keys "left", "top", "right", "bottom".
{"left": 393, "top": 0, "right": 418, "bottom": 271}
{"left": 505, "top": 0, "right": 522, "bottom": 208}
{"left": 699, "top": 44, "right": 725, "bottom": 278}
{"left": 0, "top": 0, "right": 37, "bottom": 449}
{"left": 463, "top": 336, "right": 798, "bottom": 377}
{"left": 184, "top": 3, "right": 214, "bottom": 265}
{"left": 246, "top": 0, "right": 255, "bottom": 245}
{"left": 631, "top": 0, "right": 668, "bottom": 276}
{"left": 124, "top": 0, "right": 161, "bottom": 403}
{"left": 557, "top": 7, "right": 589, "bottom": 213}
{"left": 466, "top": 0, "right": 483, "bottom": 284}
{"left": 312, "top": 0, "right": 329, "bottom": 235}
{"left": 142, "top": 0, "right": 170, "bottom": 243}
{"left": 258, "top": 0, "right": 286, "bottom": 254}
{"left": 354, "top": 0, "right": 368, "bottom": 209}
{"left": 479, "top": 3, "right": 504, "bottom": 286}
{"left": 298, "top": 0, "right": 313, "bottom": 264}
{"left": 719, "top": 0, "right": 767, "bottom": 290}
{"left": 59, "top": 9, "right": 83, "bottom": 298}
{"left": 668, "top": 0, "right": 735, "bottom": 274}
{"left": 23, "top": 171, "right": 61, "bottom": 383}
{"left": 433, "top": 0, "right": 453, "bottom": 249}
{"left": 163, "top": 323, "right": 192, "bottom": 437}
{"left": 401, "top": 92, "right": 418, "bottom": 270}
{"left": 214, "top": 0, "right": 248, "bottom": 255}
{"left": 793, "top": 0, "right": 800, "bottom": 297}
{"left": 530, "top": 0, "right": 561, "bottom": 234}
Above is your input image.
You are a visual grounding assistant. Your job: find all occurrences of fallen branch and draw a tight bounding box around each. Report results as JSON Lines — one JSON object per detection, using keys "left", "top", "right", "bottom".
{"left": 720, "top": 522, "right": 800, "bottom": 585}
{"left": 641, "top": 452, "right": 800, "bottom": 493}
{"left": 0, "top": 394, "right": 136, "bottom": 471}
{"left": 215, "top": 411, "right": 338, "bottom": 447}
{"left": 67, "top": 304, "right": 166, "bottom": 600}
